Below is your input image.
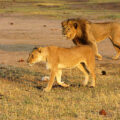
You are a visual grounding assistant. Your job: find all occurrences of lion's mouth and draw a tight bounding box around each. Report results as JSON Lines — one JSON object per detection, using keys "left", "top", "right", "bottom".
{"left": 66, "top": 36, "right": 70, "bottom": 39}
{"left": 62, "top": 28, "right": 67, "bottom": 35}
{"left": 63, "top": 35, "right": 70, "bottom": 40}
{"left": 62, "top": 33, "right": 67, "bottom": 38}
{"left": 62, "top": 34, "right": 71, "bottom": 40}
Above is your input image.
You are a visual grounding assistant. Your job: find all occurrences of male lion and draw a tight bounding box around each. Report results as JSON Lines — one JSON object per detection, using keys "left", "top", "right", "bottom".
{"left": 61, "top": 18, "right": 120, "bottom": 60}
{"left": 27, "top": 46, "right": 96, "bottom": 92}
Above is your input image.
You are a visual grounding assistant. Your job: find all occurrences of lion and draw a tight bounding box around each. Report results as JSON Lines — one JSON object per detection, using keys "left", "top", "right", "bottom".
{"left": 27, "top": 45, "right": 96, "bottom": 92}
{"left": 61, "top": 18, "right": 120, "bottom": 60}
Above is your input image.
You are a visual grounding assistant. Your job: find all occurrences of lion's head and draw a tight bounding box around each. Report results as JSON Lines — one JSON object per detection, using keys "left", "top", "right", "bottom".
{"left": 27, "top": 47, "right": 47, "bottom": 66}
{"left": 61, "top": 18, "right": 90, "bottom": 44}
{"left": 61, "top": 19, "right": 78, "bottom": 40}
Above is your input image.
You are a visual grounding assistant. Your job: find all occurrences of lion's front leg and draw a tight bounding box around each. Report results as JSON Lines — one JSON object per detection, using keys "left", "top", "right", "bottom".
{"left": 88, "top": 32, "right": 102, "bottom": 60}
{"left": 112, "top": 54, "right": 120, "bottom": 60}
{"left": 44, "top": 70, "right": 56, "bottom": 92}
{"left": 92, "top": 42, "right": 102, "bottom": 60}
{"left": 56, "top": 70, "right": 69, "bottom": 87}
{"left": 96, "top": 53, "right": 102, "bottom": 61}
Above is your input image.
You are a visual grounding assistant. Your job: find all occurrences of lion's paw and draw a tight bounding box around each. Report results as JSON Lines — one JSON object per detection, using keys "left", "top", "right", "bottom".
{"left": 43, "top": 88, "right": 51, "bottom": 92}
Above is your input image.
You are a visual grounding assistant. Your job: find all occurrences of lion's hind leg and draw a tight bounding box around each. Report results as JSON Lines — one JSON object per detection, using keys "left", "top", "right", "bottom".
{"left": 56, "top": 70, "right": 69, "bottom": 87}
{"left": 77, "top": 63, "right": 89, "bottom": 86}
{"left": 112, "top": 52, "right": 120, "bottom": 60}
{"left": 110, "top": 37, "right": 120, "bottom": 60}
{"left": 87, "top": 63, "right": 96, "bottom": 87}
{"left": 112, "top": 45, "right": 120, "bottom": 60}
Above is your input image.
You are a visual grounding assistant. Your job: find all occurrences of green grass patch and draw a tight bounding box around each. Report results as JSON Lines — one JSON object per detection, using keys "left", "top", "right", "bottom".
{"left": 89, "top": 0, "right": 120, "bottom": 3}
{"left": 0, "top": 0, "right": 120, "bottom": 20}
{"left": 34, "top": 3, "right": 64, "bottom": 7}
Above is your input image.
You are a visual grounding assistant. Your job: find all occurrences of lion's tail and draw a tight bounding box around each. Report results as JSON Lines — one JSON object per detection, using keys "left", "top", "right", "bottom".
{"left": 110, "top": 39, "right": 120, "bottom": 49}
{"left": 81, "top": 62, "right": 90, "bottom": 74}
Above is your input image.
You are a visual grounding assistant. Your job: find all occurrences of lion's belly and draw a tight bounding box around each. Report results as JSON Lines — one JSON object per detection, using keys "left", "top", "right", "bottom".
{"left": 58, "top": 57, "right": 85, "bottom": 69}
{"left": 94, "top": 33, "right": 109, "bottom": 42}
{"left": 96, "top": 37, "right": 108, "bottom": 42}
{"left": 58, "top": 63, "right": 79, "bottom": 69}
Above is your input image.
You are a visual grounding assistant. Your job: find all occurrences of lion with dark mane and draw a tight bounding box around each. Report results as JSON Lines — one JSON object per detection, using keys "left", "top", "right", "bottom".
{"left": 61, "top": 18, "right": 120, "bottom": 60}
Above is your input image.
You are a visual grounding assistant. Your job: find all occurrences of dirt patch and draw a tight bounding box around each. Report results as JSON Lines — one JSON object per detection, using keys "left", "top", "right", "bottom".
{"left": 71, "top": 2, "right": 120, "bottom": 11}
{"left": 0, "top": 15, "right": 120, "bottom": 66}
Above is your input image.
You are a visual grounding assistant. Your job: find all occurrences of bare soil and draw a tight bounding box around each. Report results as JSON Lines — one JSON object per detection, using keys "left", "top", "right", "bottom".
{"left": 0, "top": 14, "right": 120, "bottom": 67}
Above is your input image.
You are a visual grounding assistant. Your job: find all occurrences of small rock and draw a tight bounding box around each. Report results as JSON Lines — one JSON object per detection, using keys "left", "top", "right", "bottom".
{"left": 18, "top": 59, "right": 24, "bottom": 63}
{"left": 43, "top": 25, "right": 47, "bottom": 27}
{"left": 41, "top": 76, "right": 49, "bottom": 81}
{"left": 10, "top": 22, "right": 14, "bottom": 25}
{"left": 101, "top": 70, "right": 106, "bottom": 75}
{"left": 99, "top": 109, "right": 107, "bottom": 116}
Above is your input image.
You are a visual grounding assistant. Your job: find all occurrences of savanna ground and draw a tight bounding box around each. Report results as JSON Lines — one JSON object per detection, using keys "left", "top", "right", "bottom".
{"left": 0, "top": 0, "right": 120, "bottom": 120}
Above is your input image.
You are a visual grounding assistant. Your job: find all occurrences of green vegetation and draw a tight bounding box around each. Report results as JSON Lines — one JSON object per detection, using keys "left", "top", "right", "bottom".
{"left": 89, "top": 0, "right": 120, "bottom": 3}
{"left": 0, "top": 0, "right": 120, "bottom": 19}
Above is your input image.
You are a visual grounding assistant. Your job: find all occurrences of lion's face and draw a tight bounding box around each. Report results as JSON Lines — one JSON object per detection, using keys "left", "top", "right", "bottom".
{"left": 61, "top": 20, "right": 78, "bottom": 40}
{"left": 27, "top": 47, "right": 45, "bottom": 66}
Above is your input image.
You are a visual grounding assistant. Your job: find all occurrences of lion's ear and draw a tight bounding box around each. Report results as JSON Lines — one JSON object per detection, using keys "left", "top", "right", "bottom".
{"left": 61, "top": 21, "right": 66, "bottom": 27}
{"left": 33, "top": 47, "right": 41, "bottom": 53}
{"left": 61, "top": 21, "right": 64, "bottom": 27}
{"left": 37, "top": 48, "right": 42, "bottom": 53}
{"left": 73, "top": 23, "right": 78, "bottom": 29}
{"left": 33, "top": 47, "right": 38, "bottom": 50}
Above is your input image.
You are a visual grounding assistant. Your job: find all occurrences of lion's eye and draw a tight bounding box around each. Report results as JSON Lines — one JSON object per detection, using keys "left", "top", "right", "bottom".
{"left": 67, "top": 28, "right": 70, "bottom": 31}
{"left": 32, "top": 55, "right": 34, "bottom": 58}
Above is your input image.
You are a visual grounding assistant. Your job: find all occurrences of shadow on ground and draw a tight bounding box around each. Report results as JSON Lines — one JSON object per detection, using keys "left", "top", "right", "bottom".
{"left": 0, "top": 44, "right": 43, "bottom": 52}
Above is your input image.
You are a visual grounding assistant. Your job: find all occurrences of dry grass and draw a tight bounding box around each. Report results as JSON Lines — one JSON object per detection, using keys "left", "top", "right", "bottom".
{"left": 0, "top": 63, "right": 120, "bottom": 120}
{"left": 0, "top": 1, "right": 120, "bottom": 119}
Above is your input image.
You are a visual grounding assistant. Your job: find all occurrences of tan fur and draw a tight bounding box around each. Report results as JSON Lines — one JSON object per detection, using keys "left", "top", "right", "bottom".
{"left": 27, "top": 46, "right": 96, "bottom": 92}
{"left": 61, "top": 18, "right": 120, "bottom": 60}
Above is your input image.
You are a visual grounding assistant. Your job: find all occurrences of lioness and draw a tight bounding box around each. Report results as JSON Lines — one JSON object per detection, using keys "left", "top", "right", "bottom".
{"left": 27, "top": 46, "right": 96, "bottom": 92}
{"left": 61, "top": 18, "right": 120, "bottom": 60}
